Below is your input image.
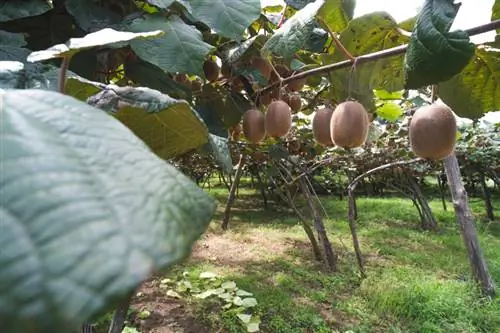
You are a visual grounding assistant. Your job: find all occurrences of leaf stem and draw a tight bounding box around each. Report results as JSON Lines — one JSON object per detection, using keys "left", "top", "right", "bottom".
{"left": 253, "top": 19, "right": 500, "bottom": 98}
{"left": 59, "top": 55, "right": 72, "bottom": 94}
{"left": 318, "top": 18, "right": 355, "bottom": 61}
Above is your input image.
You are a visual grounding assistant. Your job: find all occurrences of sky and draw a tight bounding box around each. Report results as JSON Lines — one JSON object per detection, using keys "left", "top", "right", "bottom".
{"left": 261, "top": 0, "right": 496, "bottom": 43}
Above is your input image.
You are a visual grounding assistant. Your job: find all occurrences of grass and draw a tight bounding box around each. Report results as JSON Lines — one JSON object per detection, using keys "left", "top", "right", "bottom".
{"left": 124, "top": 185, "right": 500, "bottom": 333}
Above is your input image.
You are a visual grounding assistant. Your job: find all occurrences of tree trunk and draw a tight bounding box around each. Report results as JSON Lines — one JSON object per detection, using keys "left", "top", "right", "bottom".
{"left": 407, "top": 174, "right": 438, "bottom": 230}
{"left": 480, "top": 173, "right": 495, "bottom": 221}
{"left": 221, "top": 154, "right": 246, "bottom": 230}
{"left": 280, "top": 187, "right": 322, "bottom": 260}
{"left": 443, "top": 154, "right": 496, "bottom": 297}
{"left": 219, "top": 170, "right": 231, "bottom": 190}
{"left": 107, "top": 293, "right": 134, "bottom": 333}
{"left": 437, "top": 174, "right": 447, "bottom": 211}
{"left": 255, "top": 169, "right": 268, "bottom": 209}
{"left": 299, "top": 178, "right": 337, "bottom": 271}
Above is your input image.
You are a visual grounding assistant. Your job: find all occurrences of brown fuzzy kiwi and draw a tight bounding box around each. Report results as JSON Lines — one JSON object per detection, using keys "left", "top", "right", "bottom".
{"left": 259, "top": 92, "right": 272, "bottom": 106}
{"left": 191, "top": 78, "right": 203, "bottom": 92}
{"left": 203, "top": 58, "right": 220, "bottom": 82}
{"left": 251, "top": 151, "right": 267, "bottom": 162}
{"left": 270, "top": 88, "right": 280, "bottom": 100}
{"left": 230, "top": 123, "right": 242, "bottom": 140}
{"left": 265, "top": 100, "right": 292, "bottom": 137}
{"left": 289, "top": 94, "right": 302, "bottom": 113}
{"left": 251, "top": 57, "right": 272, "bottom": 80}
{"left": 231, "top": 77, "right": 244, "bottom": 92}
{"left": 286, "top": 139, "right": 301, "bottom": 154}
{"left": 409, "top": 103, "right": 457, "bottom": 160}
{"left": 330, "top": 101, "right": 370, "bottom": 149}
{"left": 286, "top": 76, "right": 306, "bottom": 92}
{"left": 270, "top": 64, "right": 291, "bottom": 83}
{"left": 312, "top": 107, "right": 334, "bottom": 146}
{"left": 242, "top": 109, "right": 266, "bottom": 143}
{"left": 280, "top": 93, "right": 291, "bottom": 105}
{"left": 174, "top": 73, "right": 189, "bottom": 84}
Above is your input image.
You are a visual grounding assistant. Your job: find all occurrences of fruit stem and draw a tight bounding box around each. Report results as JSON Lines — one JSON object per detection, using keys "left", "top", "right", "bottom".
{"left": 58, "top": 55, "right": 72, "bottom": 94}
{"left": 318, "top": 18, "right": 355, "bottom": 61}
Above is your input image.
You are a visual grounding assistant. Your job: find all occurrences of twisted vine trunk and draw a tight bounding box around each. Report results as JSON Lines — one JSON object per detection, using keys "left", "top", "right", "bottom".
{"left": 107, "top": 293, "right": 134, "bottom": 333}
{"left": 299, "top": 178, "right": 337, "bottom": 271}
{"left": 443, "top": 154, "right": 495, "bottom": 297}
{"left": 221, "top": 154, "right": 245, "bottom": 230}
{"left": 480, "top": 173, "right": 494, "bottom": 221}
{"left": 406, "top": 174, "right": 438, "bottom": 230}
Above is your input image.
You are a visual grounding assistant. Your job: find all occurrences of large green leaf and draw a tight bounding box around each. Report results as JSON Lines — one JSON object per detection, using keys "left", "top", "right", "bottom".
{"left": 494, "top": 1, "right": 500, "bottom": 34}
{"left": 86, "top": 85, "right": 209, "bottom": 159}
{"left": 438, "top": 46, "right": 500, "bottom": 120}
{"left": 262, "top": 0, "right": 325, "bottom": 59}
{"left": 195, "top": 104, "right": 228, "bottom": 138}
{"left": 403, "top": 0, "right": 476, "bottom": 89}
{"left": 493, "top": 0, "right": 500, "bottom": 22}
{"left": 0, "top": 89, "right": 215, "bottom": 333}
{"left": 0, "top": 30, "right": 26, "bottom": 47}
{"left": 207, "top": 134, "right": 233, "bottom": 174}
{"left": 127, "top": 14, "right": 215, "bottom": 76}
{"left": 0, "top": 30, "right": 31, "bottom": 63}
{"left": 322, "top": 12, "right": 409, "bottom": 111}
{"left": 197, "top": 85, "right": 250, "bottom": 128}
{"left": 124, "top": 58, "right": 192, "bottom": 101}
{"left": 331, "top": 12, "right": 411, "bottom": 92}
{"left": 226, "top": 35, "right": 268, "bottom": 64}
{"left": 376, "top": 102, "right": 404, "bottom": 122}
{"left": 285, "top": 0, "right": 313, "bottom": 9}
{"left": 65, "top": 0, "right": 121, "bottom": 32}
{"left": 145, "top": 0, "right": 176, "bottom": 9}
{"left": 0, "top": 61, "right": 24, "bottom": 88}
{"left": 317, "top": 0, "right": 355, "bottom": 33}
{"left": 65, "top": 76, "right": 104, "bottom": 101}
{"left": 27, "top": 28, "right": 164, "bottom": 62}
{"left": 0, "top": 60, "right": 80, "bottom": 91}
{"left": 0, "top": 0, "right": 52, "bottom": 22}
{"left": 178, "top": 0, "right": 261, "bottom": 42}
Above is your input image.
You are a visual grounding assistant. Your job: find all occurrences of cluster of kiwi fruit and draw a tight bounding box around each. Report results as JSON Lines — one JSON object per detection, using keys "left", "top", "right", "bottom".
{"left": 310, "top": 99, "right": 456, "bottom": 162}
{"left": 251, "top": 56, "right": 304, "bottom": 113}
{"left": 311, "top": 100, "right": 371, "bottom": 149}
{"left": 241, "top": 99, "right": 293, "bottom": 143}
{"left": 172, "top": 57, "right": 221, "bottom": 93}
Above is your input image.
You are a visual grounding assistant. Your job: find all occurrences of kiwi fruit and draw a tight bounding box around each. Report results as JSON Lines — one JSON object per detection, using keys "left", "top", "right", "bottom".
{"left": 286, "top": 76, "right": 306, "bottom": 92}
{"left": 270, "top": 88, "right": 280, "bottom": 100}
{"left": 173, "top": 73, "right": 189, "bottom": 84}
{"left": 286, "top": 139, "right": 300, "bottom": 154}
{"left": 259, "top": 92, "right": 272, "bottom": 106}
{"left": 251, "top": 57, "right": 272, "bottom": 80}
{"left": 242, "top": 109, "right": 266, "bottom": 143}
{"left": 231, "top": 77, "right": 244, "bottom": 92}
{"left": 251, "top": 151, "right": 267, "bottom": 162}
{"left": 280, "top": 93, "right": 291, "bottom": 105}
{"left": 270, "top": 64, "right": 291, "bottom": 83}
{"left": 330, "top": 101, "right": 370, "bottom": 149}
{"left": 230, "top": 123, "right": 242, "bottom": 140}
{"left": 191, "top": 78, "right": 203, "bottom": 92}
{"left": 289, "top": 94, "right": 302, "bottom": 113}
{"left": 312, "top": 107, "right": 334, "bottom": 146}
{"left": 265, "top": 100, "right": 292, "bottom": 137}
{"left": 409, "top": 103, "right": 457, "bottom": 160}
{"left": 203, "top": 58, "right": 220, "bottom": 82}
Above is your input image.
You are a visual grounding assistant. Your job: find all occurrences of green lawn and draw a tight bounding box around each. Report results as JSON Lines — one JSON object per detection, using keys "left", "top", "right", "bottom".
{"left": 108, "top": 186, "right": 500, "bottom": 333}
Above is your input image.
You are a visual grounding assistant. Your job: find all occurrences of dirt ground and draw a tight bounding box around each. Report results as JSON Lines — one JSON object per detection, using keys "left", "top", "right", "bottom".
{"left": 129, "top": 227, "right": 295, "bottom": 333}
